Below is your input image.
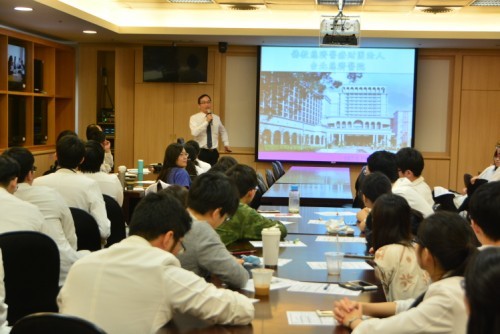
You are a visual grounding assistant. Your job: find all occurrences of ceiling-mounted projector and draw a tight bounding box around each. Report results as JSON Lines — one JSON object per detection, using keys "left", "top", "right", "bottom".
{"left": 320, "top": 15, "right": 360, "bottom": 47}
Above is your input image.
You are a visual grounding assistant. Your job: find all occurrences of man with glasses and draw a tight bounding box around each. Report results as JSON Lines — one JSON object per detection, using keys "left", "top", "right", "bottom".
{"left": 58, "top": 191, "right": 254, "bottom": 333}
{"left": 177, "top": 172, "right": 249, "bottom": 289}
{"left": 189, "top": 94, "right": 231, "bottom": 166}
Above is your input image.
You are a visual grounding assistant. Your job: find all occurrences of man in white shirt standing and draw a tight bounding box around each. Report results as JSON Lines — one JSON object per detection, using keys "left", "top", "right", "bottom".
{"left": 396, "top": 147, "right": 434, "bottom": 207}
{"left": 33, "top": 135, "right": 110, "bottom": 241}
{"left": 58, "top": 191, "right": 254, "bottom": 334}
{"left": 3, "top": 147, "right": 89, "bottom": 285}
{"left": 189, "top": 94, "right": 231, "bottom": 166}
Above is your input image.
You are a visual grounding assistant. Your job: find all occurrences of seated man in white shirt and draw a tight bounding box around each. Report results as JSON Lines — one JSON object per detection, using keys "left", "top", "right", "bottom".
{"left": 0, "top": 155, "right": 45, "bottom": 233}
{"left": 33, "top": 135, "right": 110, "bottom": 241}
{"left": 58, "top": 191, "right": 254, "bottom": 334}
{"left": 396, "top": 147, "right": 434, "bottom": 207}
{"left": 3, "top": 147, "right": 89, "bottom": 285}
{"left": 80, "top": 140, "right": 123, "bottom": 206}
{"left": 86, "top": 124, "right": 114, "bottom": 173}
{"left": 468, "top": 181, "right": 500, "bottom": 249}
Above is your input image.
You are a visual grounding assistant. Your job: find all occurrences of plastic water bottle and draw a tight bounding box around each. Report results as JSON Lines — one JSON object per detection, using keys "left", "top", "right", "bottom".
{"left": 137, "top": 159, "right": 144, "bottom": 182}
{"left": 288, "top": 185, "right": 300, "bottom": 213}
{"left": 118, "top": 165, "right": 127, "bottom": 190}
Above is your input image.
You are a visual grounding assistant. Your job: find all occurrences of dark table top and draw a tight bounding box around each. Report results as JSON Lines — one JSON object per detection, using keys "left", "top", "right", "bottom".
{"left": 276, "top": 166, "right": 351, "bottom": 186}
{"left": 261, "top": 183, "right": 353, "bottom": 207}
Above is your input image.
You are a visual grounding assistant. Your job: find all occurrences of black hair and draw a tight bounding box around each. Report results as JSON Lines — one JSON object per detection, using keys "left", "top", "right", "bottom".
{"left": 80, "top": 140, "right": 105, "bottom": 173}
{"left": 186, "top": 140, "right": 201, "bottom": 158}
{"left": 0, "top": 155, "right": 20, "bottom": 188}
{"left": 465, "top": 247, "right": 500, "bottom": 334}
{"left": 187, "top": 172, "right": 239, "bottom": 217}
{"left": 2, "top": 147, "right": 34, "bottom": 182}
{"left": 159, "top": 185, "right": 189, "bottom": 208}
{"left": 416, "top": 211, "right": 477, "bottom": 277}
{"left": 367, "top": 150, "right": 398, "bottom": 183}
{"left": 197, "top": 94, "right": 211, "bottom": 104}
{"left": 371, "top": 194, "right": 413, "bottom": 251}
{"left": 157, "top": 143, "right": 185, "bottom": 183}
{"left": 129, "top": 191, "right": 192, "bottom": 242}
{"left": 86, "top": 124, "right": 105, "bottom": 142}
{"left": 360, "top": 171, "right": 392, "bottom": 204}
{"left": 209, "top": 156, "right": 238, "bottom": 173}
{"left": 57, "top": 129, "right": 77, "bottom": 143}
{"left": 56, "top": 135, "right": 85, "bottom": 169}
{"left": 184, "top": 142, "right": 199, "bottom": 176}
{"left": 396, "top": 147, "right": 425, "bottom": 177}
{"left": 469, "top": 182, "right": 500, "bottom": 242}
{"left": 226, "top": 164, "right": 258, "bottom": 199}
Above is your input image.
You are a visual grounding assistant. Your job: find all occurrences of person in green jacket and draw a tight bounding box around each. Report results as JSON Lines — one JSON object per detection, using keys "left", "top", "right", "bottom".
{"left": 216, "top": 164, "right": 287, "bottom": 246}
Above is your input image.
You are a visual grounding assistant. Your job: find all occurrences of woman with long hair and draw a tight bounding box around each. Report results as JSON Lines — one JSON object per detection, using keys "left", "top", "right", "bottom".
{"left": 334, "top": 211, "right": 477, "bottom": 334}
{"left": 157, "top": 143, "right": 191, "bottom": 188}
{"left": 371, "top": 193, "right": 429, "bottom": 301}
{"left": 464, "top": 247, "right": 500, "bottom": 334}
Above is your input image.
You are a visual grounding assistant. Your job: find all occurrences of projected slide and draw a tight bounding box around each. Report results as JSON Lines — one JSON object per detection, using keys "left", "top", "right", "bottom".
{"left": 257, "top": 46, "right": 417, "bottom": 164}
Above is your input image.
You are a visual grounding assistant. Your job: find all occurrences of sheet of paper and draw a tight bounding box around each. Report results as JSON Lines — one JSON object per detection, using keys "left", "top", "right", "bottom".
{"left": 315, "top": 235, "right": 366, "bottom": 243}
{"left": 279, "top": 220, "right": 297, "bottom": 225}
{"left": 257, "top": 257, "right": 292, "bottom": 267}
{"left": 287, "top": 282, "right": 361, "bottom": 296}
{"left": 287, "top": 312, "right": 337, "bottom": 326}
{"left": 260, "top": 213, "right": 302, "bottom": 218}
{"left": 307, "top": 261, "right": 374, "bottom": 270}
{"left": 241, "top": 277, "right": 298, "bottom": 293}
{"left": 250, "top": 240, "right": 307, "bottom": 247}
{"left": 314, "top": 211, "right": 358, "bottom": 216}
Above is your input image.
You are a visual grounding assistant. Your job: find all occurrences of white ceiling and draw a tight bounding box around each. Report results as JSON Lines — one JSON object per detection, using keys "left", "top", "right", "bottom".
{"left": 0, "top": 0, "right": 499, "bottom": 48}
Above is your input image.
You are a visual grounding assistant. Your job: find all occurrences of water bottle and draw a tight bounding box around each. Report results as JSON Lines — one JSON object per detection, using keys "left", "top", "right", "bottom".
{"left": 137, "top": 159, "right": 144, "bottom": 182}
{"left": 118, "top": 165, "right": 127, "bottom": 190}
{"left": 288, "top": 185, "right": 300, "bottom": 213}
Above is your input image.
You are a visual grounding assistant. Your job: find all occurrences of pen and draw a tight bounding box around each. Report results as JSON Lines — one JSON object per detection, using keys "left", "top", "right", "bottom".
{"left": 323, "top": 284, "right": 330, "bottom": 290}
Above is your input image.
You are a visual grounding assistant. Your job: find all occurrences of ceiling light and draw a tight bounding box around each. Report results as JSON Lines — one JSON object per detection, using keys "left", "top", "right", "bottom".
{"left": 169, "top": 0, "right": 214, "bottom": 3}
{"left": 317, "top": 0, "right": 364, "bottom": 6}
{"left": 414, "top": 6, "right": 461, "bottom": 13}
{"left": 14, "top": 7, "right": 33, "bottom": 11}
{"left": 83, "top": 30, "right": 97, "bottom": 34}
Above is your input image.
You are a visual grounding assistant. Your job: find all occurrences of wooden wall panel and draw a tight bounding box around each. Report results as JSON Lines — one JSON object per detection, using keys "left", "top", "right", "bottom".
{"left": 462, "top": 56, "right": 500, "bottom": 90}
{"left": 77, "top": 45, "right": 99, "bottom": 136}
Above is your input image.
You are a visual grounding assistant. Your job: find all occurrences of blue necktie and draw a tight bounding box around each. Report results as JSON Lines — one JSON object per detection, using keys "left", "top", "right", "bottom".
{"left": 207, "top": 122, "right": 212, "bottom": 148}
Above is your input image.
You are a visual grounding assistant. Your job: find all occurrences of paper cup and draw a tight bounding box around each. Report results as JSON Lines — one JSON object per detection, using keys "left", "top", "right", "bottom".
{"left": 251, "top": 268, "right": 274, "bottom": 296}
{"left": 325, "top": 251, "right": 344, "bottom": 275}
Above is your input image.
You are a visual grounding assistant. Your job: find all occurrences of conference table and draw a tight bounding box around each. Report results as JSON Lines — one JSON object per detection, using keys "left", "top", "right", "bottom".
{"left": 157, "top": 233, "right": 380, "bottom": 334}
{"left": 261, "top": 166, "right": 353, "bottom": 207}
{"left": 257, "top": 205, "right": 360, "bottom": 235}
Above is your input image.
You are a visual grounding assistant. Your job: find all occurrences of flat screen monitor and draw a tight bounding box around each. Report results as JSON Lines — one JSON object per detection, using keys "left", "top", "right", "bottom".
{"left": 143, "top": 46, "right": 208, "bottom": 83}
{"left": 8, "top": 43, "right": 27, "bottom": 91}
{"left": 256, "top": 46, "right": 417, "bottom": 164}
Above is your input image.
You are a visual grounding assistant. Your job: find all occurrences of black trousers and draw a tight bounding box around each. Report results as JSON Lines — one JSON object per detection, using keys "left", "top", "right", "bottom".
{"left": 199, "top": 148, "right": 219, "bottom": 166}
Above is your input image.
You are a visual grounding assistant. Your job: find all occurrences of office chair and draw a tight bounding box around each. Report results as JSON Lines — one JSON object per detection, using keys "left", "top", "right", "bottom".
{"left": 103, "top": 195, "right": 127, "bottom": 248}
{"left": 0, "top": 232, "right": 60, "bottom": 325}
{"left": 256, "top": 172, "right": 269, "bottom": 192}
{"left": 271, "top": 161, "right": 281, "bottom": 181}
{"left": 275, "top": 161, "right": 285, "bottom": 177}
{"left": 70, "top": 207, "right": 102, "bottom": 251}
{"left": 265, "top": 169, "right": 276, "bottom": 188}
{"left": 11, "top": 312, "right": 107, "bottom": 334}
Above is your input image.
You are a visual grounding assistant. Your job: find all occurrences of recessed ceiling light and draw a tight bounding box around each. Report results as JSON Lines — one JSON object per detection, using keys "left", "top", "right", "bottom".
{"left": 14, "top": 7, "right": 33, "bottom": 11}
{"left": 83, "top": 30, "right": 97, "bottom": 34}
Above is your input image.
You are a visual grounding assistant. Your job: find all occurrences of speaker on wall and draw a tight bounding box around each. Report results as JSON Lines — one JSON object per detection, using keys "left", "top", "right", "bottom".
{"left": 34, "top": 59, "right": 44, "bottom": 93}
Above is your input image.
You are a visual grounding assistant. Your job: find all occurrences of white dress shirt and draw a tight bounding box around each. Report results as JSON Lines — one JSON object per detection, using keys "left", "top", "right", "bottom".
{"left": 83, "top": 172, "right": 124, "bottom": 206}
{"left": 0, "top": 187, "right": 45, "bottom": 233}
{"left": 393, "top": 178, "right": 434, "bottom": 217}
{"left": 0, "top": 250, "right": 11, "bottom": 332}
{"left": 58, "top": 236, "right": 254, "bottom": 334}
{"left": 189, "top": 112, "right": 229, "bottom": 149}
{"left": 354, "top": 276, "right": 466, "bottom": 334}
{"left": 15, "top": 183, "right": 89, "bottom": 285}
{"left": 410, "top": 176, "right": 434, "bottom": 207}
{"left": 33, "top": 168, "right": 111, "bottom": 239}
{"left": 196, "top": 159, "right": 211, "bottom": 174}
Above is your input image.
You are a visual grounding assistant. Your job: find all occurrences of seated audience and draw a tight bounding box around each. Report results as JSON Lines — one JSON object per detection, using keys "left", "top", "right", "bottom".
{"left": 86, "top": 124, "right": 114, "bottom": 173}
{"left": 209, "top": 156, "right": 238, "bottom": 173}
{"left": 216, "top": 164, "right": 287, "bottom": 246}
{"left": 396, "top": 147, "right": 434, "bottom": 206}
{"left": 43, "top": 129, "right": 77, "bottom": 175}
{"left": 157, "top": 143, "right": 191, "bottom": 188}
{"left": 3, "top": 147, "right": 88, "bottom": 285}
{"left": 366, "top": 150, "right": 434, "bottom": 218}
{"left": 470, "top": 143, "right": 500, "bottom": 183}
{"left": 160, "top": 185, "right": 188, "bottom": 208}
{"left": 356, "top": 171, "right": 392, "bottom": 232}
{"left": 80, "top": 140, "right": 123, "bottom": 206}
{"left": 333, "top": 211, "right": 477, "bottom": 334}
{"left": 0, "top": 251, "right": 10, "bottom": 333}
{"left": 177, "top": 172, "right": 249, "bottom": 288}
{"left": 0, "top": 155, "right": 45, "bottom": 233}
{"left": 464, "top": 247, "right": 500, "bottom": 334}
{"left": 186, "top": 140, "right": 211, "bottom": 174}
{"left": 183, "top": 142, "right": 200, "bottom": 179}
{"left": 33, "top": 135, "right": 110, "bottom": 240}
{"left": 371, "top": 194, "right": 430, "bottom": 301}
{"left": 468, "top": 181, "right": 500, "bottom": 248}
{"left": 58, "top": 191, "right": 254, "bottom": 333}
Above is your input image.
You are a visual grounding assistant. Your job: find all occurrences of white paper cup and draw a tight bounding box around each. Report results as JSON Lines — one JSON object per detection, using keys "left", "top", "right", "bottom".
{"left": 251, "top": 268, "right": 274, "bottom": 296}
{"left": 262, "top": 228, "right": 281, "bottom": 267}
{"left": 325, "top": 251, "right": 344, "bottom": 275}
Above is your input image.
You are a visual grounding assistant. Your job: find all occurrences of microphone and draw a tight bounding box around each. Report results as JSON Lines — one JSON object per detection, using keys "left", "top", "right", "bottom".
{"left": 207, "top": 109, "right": 213, "bottom": 125}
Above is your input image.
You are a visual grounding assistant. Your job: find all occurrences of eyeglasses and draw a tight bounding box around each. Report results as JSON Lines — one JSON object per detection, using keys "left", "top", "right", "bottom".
{"left": 460, "top": 278, "right": 465, "bottom": 290}
{"left": 31, "top": 166, "right": 37, "bottom": 172}
{"left": 179, "top": 153, "right": 189, "bottom": 158}
{"left": 177, "top": 241, "right": 186, "bottom": 255}
{"left": 224, "top": 216, "right": 231, "bottom": 223}
{"left": 199, "top": 100, "right": 211, "bottom": 104}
